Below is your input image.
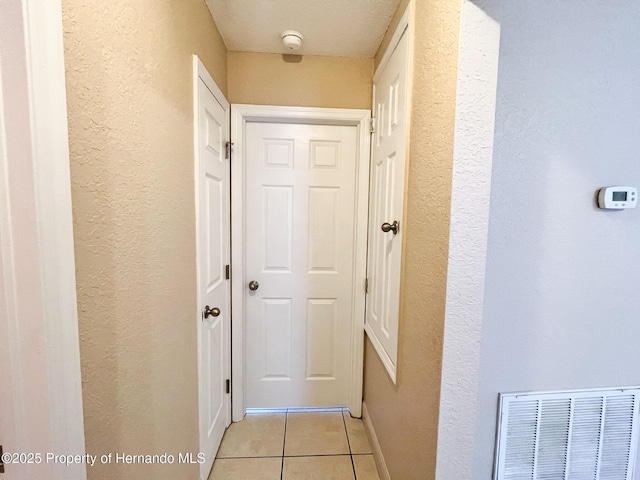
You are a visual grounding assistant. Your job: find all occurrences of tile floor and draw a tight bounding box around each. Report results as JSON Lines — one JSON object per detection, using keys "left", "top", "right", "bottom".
{"left": 209, "top": 409, "right": 381, "bottom": 480}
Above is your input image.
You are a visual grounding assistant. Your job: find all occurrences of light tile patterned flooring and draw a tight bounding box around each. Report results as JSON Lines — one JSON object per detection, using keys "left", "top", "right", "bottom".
{"left": 209, "top": 410, "right": 381, "bottom": 480}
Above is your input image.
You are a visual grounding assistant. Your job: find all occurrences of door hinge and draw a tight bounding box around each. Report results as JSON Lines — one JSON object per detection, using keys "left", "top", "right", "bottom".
{"left": 365, "top": 278, "right": 369, "bottom": 294}
{"left": 225, "top": 141, "right": 234, "bottom": 159}
{"left": 225, "top": 379, "right": 231, "bottom": 394}
{"left": 225, "top": 264, "right": 230, "bottom": 280}
{"left": 370, "top": 117, "right": 375, "bottom": 134}
{"left": 0, "top": 444, "right": 4, "bottom": 473}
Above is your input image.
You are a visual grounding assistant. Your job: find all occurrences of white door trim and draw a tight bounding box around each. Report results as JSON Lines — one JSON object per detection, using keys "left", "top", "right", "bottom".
{"left": 231, "top": 104, "right": 371, "bottom": 421}
{"left": 194, "top": 56, "right": 228, "bottom": 115}
{"left": 0, "top": 0, "right": 85, "bottom": 478}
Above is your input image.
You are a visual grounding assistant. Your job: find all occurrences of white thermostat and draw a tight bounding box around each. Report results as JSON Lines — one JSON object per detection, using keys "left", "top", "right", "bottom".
{"left": 597, "top": 186, "right": 637, "bottom": 209}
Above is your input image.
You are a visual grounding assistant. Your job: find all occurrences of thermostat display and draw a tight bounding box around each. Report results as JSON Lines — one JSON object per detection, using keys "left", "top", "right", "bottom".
{"left": 612, "top": 191, "right": 627, "bottom": 202}
{"left": 598, "top": 186, "right": 637, "bottom": 209}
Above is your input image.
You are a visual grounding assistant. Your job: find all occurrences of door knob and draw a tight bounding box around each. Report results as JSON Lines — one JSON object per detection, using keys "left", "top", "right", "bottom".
{"left": 381, "top": 221, "right": 399, "bottom": 235}
{"left": 248, "top": 280, "right": 259, "bottom": 291}
{"left": 203, "top": 305, "right": 220, "bottom": 318}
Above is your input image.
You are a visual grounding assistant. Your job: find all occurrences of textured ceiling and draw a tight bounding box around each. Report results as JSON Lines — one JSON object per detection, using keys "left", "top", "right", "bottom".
{"left": 205, "top": 0, "right": 401, "bottom": 57}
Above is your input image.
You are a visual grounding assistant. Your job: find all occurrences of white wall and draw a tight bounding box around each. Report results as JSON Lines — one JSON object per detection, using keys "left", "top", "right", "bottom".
{"left": 436, "top": 1, "right": 501, "bottom": 479}
{"left": 473, "top": 1, "right": 640, "bottom": 477}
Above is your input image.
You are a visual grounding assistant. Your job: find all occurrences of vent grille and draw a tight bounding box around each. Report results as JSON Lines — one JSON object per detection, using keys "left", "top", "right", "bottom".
{"left": 495, "top": 388, "right": 640, "bottom": 480}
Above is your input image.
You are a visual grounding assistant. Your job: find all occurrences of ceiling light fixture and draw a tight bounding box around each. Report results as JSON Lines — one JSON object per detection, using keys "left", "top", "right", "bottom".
{"left": 281, "top": 30, "right": 304, "bottom": 52}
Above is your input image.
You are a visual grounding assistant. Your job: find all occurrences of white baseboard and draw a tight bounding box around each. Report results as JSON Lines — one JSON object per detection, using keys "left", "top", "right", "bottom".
{"left": 362, "top": 402, "right": 391, "bottom": 480}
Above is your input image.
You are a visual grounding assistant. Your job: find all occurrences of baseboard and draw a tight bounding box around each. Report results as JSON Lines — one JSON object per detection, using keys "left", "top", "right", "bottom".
{"left": 362, "top": 402, "right": 391, "bottom": 480}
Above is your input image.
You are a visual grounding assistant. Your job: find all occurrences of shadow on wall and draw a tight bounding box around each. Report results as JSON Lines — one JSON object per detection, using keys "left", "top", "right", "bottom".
{"left": 282, "top": 54, "right": 302, "bottom": 64}
{"left": 470, "top": 0, "right": 501, "bottom": 23}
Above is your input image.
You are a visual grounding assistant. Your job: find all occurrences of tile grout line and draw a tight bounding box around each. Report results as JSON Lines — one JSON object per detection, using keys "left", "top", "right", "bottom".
{"left": 215, "top": 455, "right": 283, "bottom": 459}
{"left": 281, "top": 453, "right": 354, "bottom": 458}
{"left": 218, "top": 453, "right": 355, "bottom": 459}
{"left": 280, "top": 411, "right": 288, "bottom": 480}
{"left": 342, "top": 411, "right": 358, "bottom": 480}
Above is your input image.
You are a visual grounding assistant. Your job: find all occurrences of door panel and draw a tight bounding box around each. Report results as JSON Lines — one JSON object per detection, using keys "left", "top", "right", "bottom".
{"left": 244, "top": 122, "right": 358, "bottom": 408}
{"left": 365, "top": 28, "right": 410, "bottom": 381}
{"left": 262, "top": 298, "right": 292, "bottom": 379}
{"left": 308, "top": 187, "right": 339, "bottom": 272}
{"left": 262, "top": 186, "right": 293, "bottom": 271}
{"left": 306, "top": 298, "right": 338, "bottom": 379}
{"left": 197, "top": 77, "right": 230, "bottom": 478}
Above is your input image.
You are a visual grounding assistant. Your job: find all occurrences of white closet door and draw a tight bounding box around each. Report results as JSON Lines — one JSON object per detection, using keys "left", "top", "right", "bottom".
{"left": 196, "top": 77, "right": 230, "bottom": 478}
{"left": 365, "top": 27, "right": 410, "bottom": 383}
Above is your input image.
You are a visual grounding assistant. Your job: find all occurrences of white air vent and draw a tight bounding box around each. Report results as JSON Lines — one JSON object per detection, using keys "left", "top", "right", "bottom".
{"left": 494, "top": 388, "right": 640, "bottom": 480}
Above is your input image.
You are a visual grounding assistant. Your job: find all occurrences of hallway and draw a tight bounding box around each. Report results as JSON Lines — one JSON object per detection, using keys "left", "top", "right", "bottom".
{"left": 209, "top": 411, "right": 380, "bottom": 479}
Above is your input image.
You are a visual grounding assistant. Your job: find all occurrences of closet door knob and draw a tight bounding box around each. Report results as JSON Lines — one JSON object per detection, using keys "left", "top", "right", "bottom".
{"left": 381, "top": 221, "right": 399, "bottom": 235}
{"left": 248, "top": 280, "right": 259, "bottom": 291}
{"left": 204, "top": 305, "right": 220, "bottom": 318}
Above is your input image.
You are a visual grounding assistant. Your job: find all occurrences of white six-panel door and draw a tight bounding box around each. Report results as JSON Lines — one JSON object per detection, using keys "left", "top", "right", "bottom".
{"left": 365, "top": 26, "right": 410, "bottom": 383}
{"left": 244, "top": 122, "right": 359, "bottom": 408}
{"left": 196, "top": 70, "right": 230, "bottom": 479}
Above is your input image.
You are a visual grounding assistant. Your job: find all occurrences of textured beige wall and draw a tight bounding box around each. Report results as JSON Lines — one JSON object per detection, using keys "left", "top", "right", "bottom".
{"left": 62, "top": 1, "right": 227, "bottom": 478}
{"left": 227, "top": 51, "right": 373, "bottom": 109}
{"left": 363, "top": 0, "right": 461, "bottom": 478}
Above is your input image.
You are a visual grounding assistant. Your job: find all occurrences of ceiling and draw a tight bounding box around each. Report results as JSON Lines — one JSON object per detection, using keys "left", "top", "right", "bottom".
{"left": 205, "top": 0, "right": 402, "bottom": 58}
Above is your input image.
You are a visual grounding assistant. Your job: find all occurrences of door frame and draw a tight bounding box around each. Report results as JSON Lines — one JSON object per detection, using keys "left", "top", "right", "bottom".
{"left": 193, "top": 55, "right": 231, "bottom": 479}
{"left": 0, "top": 0, "right": 85, "bottom": 478}
{"left": 230, "top": 104, "right": 371, "bottom": 421}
